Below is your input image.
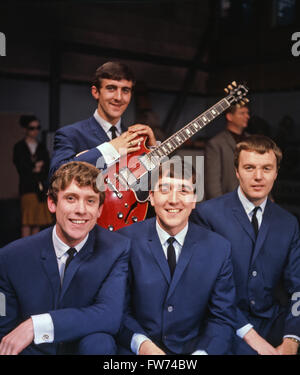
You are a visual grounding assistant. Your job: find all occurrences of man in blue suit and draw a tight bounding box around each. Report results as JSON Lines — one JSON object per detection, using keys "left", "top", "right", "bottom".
{"left": 117, "top": 159, "right": 237, "bottom": 355}
{"left": 191, "top": 135, "right": 300, "bottom": 355}
{"left": 0, "top": 161, "right": 129, "bottom": 355}
{"left": 49, "top": 61, "right": 156, "bottom": 177}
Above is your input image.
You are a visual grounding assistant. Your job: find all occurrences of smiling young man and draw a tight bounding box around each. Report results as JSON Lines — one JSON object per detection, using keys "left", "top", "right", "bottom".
{"left": 192, "top": 135, "right": 300, "bottom": 355}
{"left": 0, "top": 161, "right": 130, "bottom": 355}
{"left": 117, "top": 158, "right": 237, "bottom": 355}
{"left": 49, "top": 61, "right": 156, "bottom": 177}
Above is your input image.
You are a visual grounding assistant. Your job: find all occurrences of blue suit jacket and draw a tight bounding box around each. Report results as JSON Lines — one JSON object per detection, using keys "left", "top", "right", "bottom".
{"left": 49, "top": 116, "right": 127, "bottom": 177}
{"left": 191, "top": 190, "right": 300, "bottom": 337}
{"left": 0, "top": 225, "right": 130, "bottom": 354}
{"left": 117, "top": 218, "right": 237, "bottom": 355}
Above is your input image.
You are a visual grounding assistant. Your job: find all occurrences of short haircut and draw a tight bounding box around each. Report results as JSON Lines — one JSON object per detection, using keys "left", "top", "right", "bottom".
{"left": 151, "top": 157, "right": 197, "bottom": 193}
{"left": 48, "top": 161, "right": 105, "bottom": 206}
{"left": 234, "top": 134, "right": 282, "bottom": 170}
{"left": 91, "top": 61, "right": 136, "bottom": 90}
{"left": 19, "top": 115, "right": 39, "bottom": 128}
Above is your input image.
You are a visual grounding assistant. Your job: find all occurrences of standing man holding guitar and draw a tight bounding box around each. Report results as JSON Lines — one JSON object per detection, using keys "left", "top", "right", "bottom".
{"left": 49, "top": 61, "right": 157, "bottom": 177}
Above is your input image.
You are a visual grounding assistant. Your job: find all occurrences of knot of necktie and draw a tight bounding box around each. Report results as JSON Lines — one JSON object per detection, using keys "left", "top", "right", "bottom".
{"left": 65, "top": 247, "right": 77, "bottom": 272}
{"left": 109, "top": 126, "right": 117, "bottom": 139}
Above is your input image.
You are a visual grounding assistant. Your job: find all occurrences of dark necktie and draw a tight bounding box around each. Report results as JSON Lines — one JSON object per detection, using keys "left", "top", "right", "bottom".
{"left": 109, "top": 126, "right": 117, "bottom": 139}
{"left": 65, "top": 247, "right": 77, "bottom": 273}
{"left": 167, "top": 237, "right": 176, "bottom": 277}
{"left": 251, "top": 206, "right": 260, "bottom": 238}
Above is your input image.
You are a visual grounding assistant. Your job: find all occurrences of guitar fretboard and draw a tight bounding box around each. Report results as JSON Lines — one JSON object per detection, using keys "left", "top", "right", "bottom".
{"left": 149, "top": 97, "right": 231, "bottom": 160}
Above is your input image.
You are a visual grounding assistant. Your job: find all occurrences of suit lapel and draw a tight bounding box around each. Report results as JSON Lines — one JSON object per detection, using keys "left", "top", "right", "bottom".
{"left": 147, "top": 220, "right": 171, "bottom": 284}
{"left": 224, "top": 130, "right": 236, "bottom": 152}
{"left": 88, "top": 116, "right": 110, "bottom": 142}
{"left": 252, "top": 199, "right": 272, "bottom": 263}
{"left": 59, "top": 229, "right": 95, "bottom": 301}
{"left": 40, "top": 229, "right": 61, "bottom": 307}
{"left": 167, "top": 223, "right": 198, "bottom": 299}
{"left": 232, "top": 191, "right": 256, "bottom": 243}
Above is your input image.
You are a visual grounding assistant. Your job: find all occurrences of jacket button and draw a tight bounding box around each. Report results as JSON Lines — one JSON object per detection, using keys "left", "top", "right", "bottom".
{"left": 252, "top": 271, "right": 257, "bottom": 277}
{"left": 250, "top": 300, "right": 255, "bottom": 305}
{"left": 167, "top": 305, "right": 174, "bottom": 312}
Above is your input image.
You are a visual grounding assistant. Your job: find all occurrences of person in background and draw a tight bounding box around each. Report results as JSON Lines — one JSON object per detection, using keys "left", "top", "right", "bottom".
{"left": 13, "top": 115, "right": 53, "bottom": 237}
{"left": 204, "top": 104, "right": 249, "bottom": 200}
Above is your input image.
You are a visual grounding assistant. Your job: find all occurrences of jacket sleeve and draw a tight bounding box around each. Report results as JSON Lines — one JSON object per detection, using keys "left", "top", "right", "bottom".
{"left": 49, "top": 128, "right": 104, "bottom": 177}
{"left": 282, "top": 220, "right": 300, "bottom": 337}
{"left": 49, "top": 246, "right": 129, "bottom": 342}
{"left": 195, "top": 246, "right": 237, "bottom": 354}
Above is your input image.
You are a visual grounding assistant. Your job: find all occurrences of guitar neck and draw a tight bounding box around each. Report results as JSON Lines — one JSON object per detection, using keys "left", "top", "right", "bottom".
{"left": 149, "top": 97, "right": 231, "bottom": 159}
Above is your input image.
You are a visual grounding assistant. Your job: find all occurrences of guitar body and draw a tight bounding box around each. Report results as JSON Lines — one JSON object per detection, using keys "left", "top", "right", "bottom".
{"left": 97, "top": 136, "right": 151, "bottom": 231}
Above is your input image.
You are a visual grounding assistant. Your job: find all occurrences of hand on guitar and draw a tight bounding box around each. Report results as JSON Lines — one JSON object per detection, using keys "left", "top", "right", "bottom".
{"left": 128, "top": 124, "right": 156, "bottom": 147}
{"left": 109, "top": 124, "right": 156, "bottom": 155}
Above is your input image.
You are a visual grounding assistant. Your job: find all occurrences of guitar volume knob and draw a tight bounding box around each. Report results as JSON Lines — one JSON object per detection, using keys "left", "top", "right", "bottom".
{"left": 108, "top": 225, "right": 114, "bottom": 231}
{"left": 132, "top": 216, "right": 138, "bottom": 223}
{"left": 117, "top": 212, "right": 124, "bottom": 219}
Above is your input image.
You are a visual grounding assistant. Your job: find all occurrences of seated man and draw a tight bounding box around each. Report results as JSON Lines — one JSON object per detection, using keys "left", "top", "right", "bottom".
{"left": 191, "top": 135, "right": 300, "bottom": 355}
{"left": 0, "top": 161, "right": 129, "bottom": 355}
{"left": 117, "top": 158, "right": 237, "bottom": 355}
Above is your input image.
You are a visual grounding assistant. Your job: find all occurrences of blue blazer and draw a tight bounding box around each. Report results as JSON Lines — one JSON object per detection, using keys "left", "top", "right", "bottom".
{"left": 191, "top": 190, "right": 300, "bottom": 337}
{"left": 0, "top": 225, "right": 130, "bottom": 355}
{"left": 117, "top": 218, "right": 237, "bottom": 355}
{"left": 49, "top": 116, "right": 127, "bottom": 177}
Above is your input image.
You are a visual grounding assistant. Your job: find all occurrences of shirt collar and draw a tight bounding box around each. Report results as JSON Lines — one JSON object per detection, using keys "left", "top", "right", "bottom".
{"left": 93, "top": 109, "right": 121, "bottom": 135}
{"left": 52, "top": 225, "right": 89, "bottom": 259}
{"left": 237, "top": 186, "right": 267, "bottom": 216}
{"left": 156, "top": 220, "right": 189, "bottom": 248}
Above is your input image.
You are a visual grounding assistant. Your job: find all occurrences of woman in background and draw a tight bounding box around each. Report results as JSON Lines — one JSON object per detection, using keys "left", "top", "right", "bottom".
{"left": 13, "top": 115, "right": 53, "bottom": 237}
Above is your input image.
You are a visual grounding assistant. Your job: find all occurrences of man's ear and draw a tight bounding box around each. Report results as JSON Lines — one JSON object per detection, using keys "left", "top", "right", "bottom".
{"left": 97, "top": 204, "right": 103, "bottom": 219}
{"left": 226, "top": 112, "right": 233, "bottom": 123}
{"left": 91, "top": 85, "right": 100, "bottom": 100}
{"left": 149, "top": 191, "right": 155, "bottom": 207}
{"left": 47, "top": 195, "right": 57, "bottom": 214}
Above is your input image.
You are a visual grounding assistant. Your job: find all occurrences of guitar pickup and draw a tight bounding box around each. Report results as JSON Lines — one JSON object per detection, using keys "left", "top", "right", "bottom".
{"left": 139, "top": 154, "right": 160, "bottom": 171}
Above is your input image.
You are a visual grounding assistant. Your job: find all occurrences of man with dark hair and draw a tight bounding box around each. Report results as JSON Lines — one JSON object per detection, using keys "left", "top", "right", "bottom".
{"left": 192, "top": 135, "right": 300, "bottom": 355}
{"left": 49, "top": 61, "right": 156, "bottom": 177}
{"left": 117, "top": 158, "right": 237, "bottom": 355}
{"left": 0, "top": 161, "right": 129, "bottom": 355}
{"left": 204, "top": 104, "right": 250, "bottom": 199}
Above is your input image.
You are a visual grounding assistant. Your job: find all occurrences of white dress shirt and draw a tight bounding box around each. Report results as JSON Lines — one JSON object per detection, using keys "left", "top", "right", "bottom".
{"left": 31, "top": 226, "right": 88, "bottom": 345}
{"left": 93, "top": 109, "right": 122, "bottom": 166}
{"left": 131, "top": 221, "right": 207, "bottom": 355}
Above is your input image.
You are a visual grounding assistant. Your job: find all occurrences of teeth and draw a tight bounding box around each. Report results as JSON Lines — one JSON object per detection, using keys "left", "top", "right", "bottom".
{"left": 71, "top": 220, "right": 86, "bottom": 224}
{"left": 167, "top": 209, "right": 179, "bottom": 213}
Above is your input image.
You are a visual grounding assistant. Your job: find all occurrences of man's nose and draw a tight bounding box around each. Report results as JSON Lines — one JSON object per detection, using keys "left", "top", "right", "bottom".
{"left": 168, "top": 190, "right": 179, "bottom": 203}
{"left": 114, "top": 89, "right": 122, "bottom": 101}
{"left": 75, "top": 200, "right": 86, "bottom": 214}
{"left": 254, "top": 168, "right": 263, "bottom": 179}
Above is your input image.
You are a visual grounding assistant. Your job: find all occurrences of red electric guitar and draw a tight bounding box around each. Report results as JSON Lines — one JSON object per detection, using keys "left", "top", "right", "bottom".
{"left": 97, "top": 82, "right": 249, "bottom": 231}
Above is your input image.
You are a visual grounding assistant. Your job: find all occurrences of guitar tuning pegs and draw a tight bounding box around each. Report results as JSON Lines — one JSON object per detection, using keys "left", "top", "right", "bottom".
{"left": 228, "top": 84, "right": 233, "bottom": 90}
{"left": 232, "top": 81, "right": 237, "bottom": 87}
{"left": 236, "top": 103, "right": 241, "bottom": 108}
{"left": 244, "top": 98, "right": 249, "bottom": 103}
{"left": 240, "top": 100, "right": 245, "bottom": 106}
{"left": 224, "top": 88, "right": 229, "bottom": 93}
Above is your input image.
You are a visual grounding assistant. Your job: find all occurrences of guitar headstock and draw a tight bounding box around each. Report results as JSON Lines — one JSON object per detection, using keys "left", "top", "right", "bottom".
{"left": 224, "top": 81, "right": 249, "bottom": 107}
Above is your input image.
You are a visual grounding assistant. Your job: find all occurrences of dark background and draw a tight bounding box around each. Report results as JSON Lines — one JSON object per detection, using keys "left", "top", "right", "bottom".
{"left": 0, "top": 0, "right": 300, "bottom": 245}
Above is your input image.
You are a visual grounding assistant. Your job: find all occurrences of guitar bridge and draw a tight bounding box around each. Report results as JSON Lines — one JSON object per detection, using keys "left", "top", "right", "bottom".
{"left": 105, "top": 177, "right": 123, "bottom": 199}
